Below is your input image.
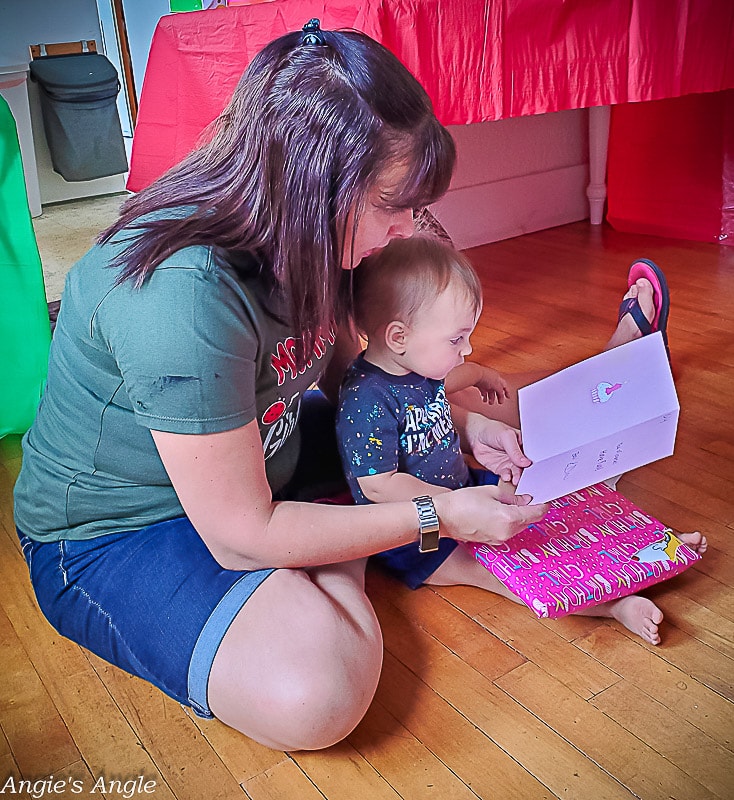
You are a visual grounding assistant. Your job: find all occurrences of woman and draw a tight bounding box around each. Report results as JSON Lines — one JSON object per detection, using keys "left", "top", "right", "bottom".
{"left": 14, "top": 23, "right": 546, "bottom": 751}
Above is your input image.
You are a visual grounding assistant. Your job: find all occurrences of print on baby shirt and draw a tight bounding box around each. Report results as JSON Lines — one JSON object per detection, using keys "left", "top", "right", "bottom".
{"left": 402, "top": 393, "right": 456, "bottom": 456}
{"left": 336, "top": 355, "right": 470, "bottom": 504}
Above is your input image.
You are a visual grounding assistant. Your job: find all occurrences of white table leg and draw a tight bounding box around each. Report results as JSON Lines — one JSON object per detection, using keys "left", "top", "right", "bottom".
{"left": 587, "top": 105, "right": 611, "bottom": 225}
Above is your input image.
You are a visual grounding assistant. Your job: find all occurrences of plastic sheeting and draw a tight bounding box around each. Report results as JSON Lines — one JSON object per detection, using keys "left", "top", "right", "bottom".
{"left": 0, "top": 96, "right": 50, "bottom": 437}
{"left": 127, "top": 0, "right": 734, "bottom": 192}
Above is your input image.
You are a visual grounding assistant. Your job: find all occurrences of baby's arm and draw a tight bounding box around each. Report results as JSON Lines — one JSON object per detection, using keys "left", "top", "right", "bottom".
{"left": 357, "top": 470, "right": 451, "bottom": 504}
{"left": 445, "top": 363, "right": 509, "bottom": 405}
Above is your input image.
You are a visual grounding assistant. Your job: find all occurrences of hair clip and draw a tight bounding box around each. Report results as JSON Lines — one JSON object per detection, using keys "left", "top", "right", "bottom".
{"left": 301, "top": 18, "right": 326, "bottom": 46}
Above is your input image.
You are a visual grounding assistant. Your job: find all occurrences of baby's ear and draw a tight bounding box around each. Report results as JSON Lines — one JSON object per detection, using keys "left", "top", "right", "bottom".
{"left": 385, "top": 320, "right": 407, "bottom": 354}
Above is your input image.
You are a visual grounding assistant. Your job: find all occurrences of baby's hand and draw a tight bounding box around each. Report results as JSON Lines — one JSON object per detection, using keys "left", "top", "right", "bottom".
{"left": 476, "top": 367, "right": 510, "bottom": 405}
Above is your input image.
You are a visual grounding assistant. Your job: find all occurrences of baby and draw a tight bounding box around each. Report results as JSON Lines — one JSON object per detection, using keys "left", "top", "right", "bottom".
{"left": 336, "top": 235, "right": 707, "bottom": 644}
{"left": 337, "top": 235, "right": 505, "bottom": 506}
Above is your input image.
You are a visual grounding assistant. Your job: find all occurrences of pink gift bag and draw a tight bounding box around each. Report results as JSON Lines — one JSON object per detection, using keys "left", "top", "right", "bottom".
{"left": 466, "top": 483, "right": 700, "bottom": 619}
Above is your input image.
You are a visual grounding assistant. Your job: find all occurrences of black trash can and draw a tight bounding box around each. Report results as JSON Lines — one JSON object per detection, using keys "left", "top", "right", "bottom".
{"left": 29, "top": 52, "right": 128, "bottom": 182}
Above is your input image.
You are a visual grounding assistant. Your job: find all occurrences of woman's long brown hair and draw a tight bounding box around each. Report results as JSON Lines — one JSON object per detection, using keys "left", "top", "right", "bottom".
{"left": 101, "top": 28, "right": 456, "bottom": 368}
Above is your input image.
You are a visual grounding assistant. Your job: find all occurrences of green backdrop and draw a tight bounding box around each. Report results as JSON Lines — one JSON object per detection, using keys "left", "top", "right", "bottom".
{"left": 0, "top": 95, "right": 50, "bottom": 437}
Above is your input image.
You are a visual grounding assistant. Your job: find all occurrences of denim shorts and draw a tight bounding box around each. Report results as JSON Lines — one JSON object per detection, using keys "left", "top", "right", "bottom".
{"left": 18, "top": 518, "right": 273, "bottom": 718}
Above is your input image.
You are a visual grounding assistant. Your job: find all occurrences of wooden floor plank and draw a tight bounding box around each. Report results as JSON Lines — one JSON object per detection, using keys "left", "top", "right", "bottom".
{"left": 88, "top": 658, "right": 247, "bottom": 800}
{"left": 575, "top": 627, "right": 733, "bottom": 750}
{"left": 624, "top": 467, "right": 734, "bottom": 527}
{"left": 348, "top": 699, "right": 481, "bottom": 800}
{"left": 0, "top": 726, "right": 15, "bottom": 763}
{"left": 658, "top": 568, "right": 734, "bottom": 623}
{"left": 0, "top": 604, "right": 80, "bottom": 778}
{"left": 474, "top": 600, "right": 620, "bottom": 699}
{"left": 646, "top": 591, "right": 734, "bottom": 660}
{"left": 691, "top": 540, "right": 733, "bottom": 585}
{"left": 375, "top": 651, "right": 556, "bottom": 800}
{"left": 703, "top": 439, "right": 734, "bottom": 461}
{"left": 690, "top": 542, "right": 734, "bottom": 588}
{"left": 374, "top": 595, "right": 636, "bottom": 800}
{"left": 675, "top": 434, "right": 734, "bottom": 481}
{"left": 188, "top": 716, "right": 287, "bottom": 786}
{"left": 292, "top": 740, "right": 405, "bottom": 800}
{"left": 0, "top": 435, "right": 23, "bottom": 553}
{"left": 367, "top": 570, "right": 527, "bottom": 681}
{"left": 242, "top": 758, "right": 323, "bottom": 800}
{"left": 496, "top": 662, "right": 717, "bottom": 800}
{"left": 590, "top": 680, "right": 734, "bottom": 800}
{"left": 613, "top": 620, "right": 734, "bottom": 702}
{"left": 429, "top": 582, "right": 505, "bottom": 619}
{"left": 48, "top": 760, "right": 111, "bottom": 800}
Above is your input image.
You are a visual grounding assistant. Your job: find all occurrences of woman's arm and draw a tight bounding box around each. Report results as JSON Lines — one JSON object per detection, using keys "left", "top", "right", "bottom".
{"left": 151, "top": 421, "right": 545, "bottom": 571}
{"left": 152, "top": 422, "right": 418, "bottom": 570}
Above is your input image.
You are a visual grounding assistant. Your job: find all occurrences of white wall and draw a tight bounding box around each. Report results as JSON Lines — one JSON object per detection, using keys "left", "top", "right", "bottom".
{"left": 432, "top": 109, "right": 590, "bottom": 249}
{"left": 120, "top": 0, "right": 170, "bottom": 101}
{"left": 0, "top": 0, "right": 102, "bottom": 66}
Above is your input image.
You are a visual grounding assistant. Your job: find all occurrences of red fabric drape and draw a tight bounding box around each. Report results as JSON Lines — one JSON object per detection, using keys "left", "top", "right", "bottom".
{"left": 128, "top": 0, "right": 734, "bottom": 192}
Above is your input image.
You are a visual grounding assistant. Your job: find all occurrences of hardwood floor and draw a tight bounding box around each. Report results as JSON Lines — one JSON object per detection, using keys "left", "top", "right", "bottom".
{"left": 1, "top": 221, "right": 732, "bottom": 799}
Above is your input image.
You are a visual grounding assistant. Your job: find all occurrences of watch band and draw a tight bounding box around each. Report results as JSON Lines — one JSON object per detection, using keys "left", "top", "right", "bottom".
{"left": 412, "top": 495, "right": 440, "bottom": 553}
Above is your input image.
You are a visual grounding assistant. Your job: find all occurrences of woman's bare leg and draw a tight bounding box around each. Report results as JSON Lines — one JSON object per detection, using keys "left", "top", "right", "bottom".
{"left": 207, "top": 559, "right": 382, "bottom": 751}
{"left": 426, "top": 532, "right": 707, "bottom": 645}
{"left": 451, "top": 277, "right": 659, "bottom": 428}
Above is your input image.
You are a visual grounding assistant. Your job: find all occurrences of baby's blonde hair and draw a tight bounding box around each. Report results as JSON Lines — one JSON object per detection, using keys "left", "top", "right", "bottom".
{"left": 352, "top": 235, "right": 482, "bottom": 339}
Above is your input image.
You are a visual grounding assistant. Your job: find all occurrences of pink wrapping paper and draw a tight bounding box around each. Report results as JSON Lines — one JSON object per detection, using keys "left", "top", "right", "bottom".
{"left": 466, "top": 483, "right": 700, "bottom": 619}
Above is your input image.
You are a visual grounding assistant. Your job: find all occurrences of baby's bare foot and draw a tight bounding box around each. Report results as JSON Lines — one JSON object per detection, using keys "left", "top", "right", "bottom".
{"left": 676, "top": 530, "right": 708, "bottom": 554}
{"left": 610, "top": 595, "right": 664, "bottom": 645}
{"left": 606, "top": 278, "right": 656, "bottom": 350}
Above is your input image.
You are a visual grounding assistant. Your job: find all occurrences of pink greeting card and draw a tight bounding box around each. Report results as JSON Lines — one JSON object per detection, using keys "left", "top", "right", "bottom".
{"left": 466, "top": 482, "right": 699, "bottom": 619}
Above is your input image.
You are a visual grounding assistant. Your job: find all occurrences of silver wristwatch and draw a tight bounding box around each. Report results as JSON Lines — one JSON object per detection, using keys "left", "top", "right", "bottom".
{"left": 412, "top": 495, "right": 440, "bottom": 553}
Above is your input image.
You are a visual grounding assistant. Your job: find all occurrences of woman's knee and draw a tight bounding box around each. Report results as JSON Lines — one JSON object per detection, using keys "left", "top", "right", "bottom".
{"left": 262, "top": 639, "right": 383, "bottom": 750}
{"left": 207, "top": 570, "right": 383, "bottom": 750}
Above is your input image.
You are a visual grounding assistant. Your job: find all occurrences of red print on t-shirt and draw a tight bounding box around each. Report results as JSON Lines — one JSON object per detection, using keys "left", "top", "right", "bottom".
{"left": 261, "top": 400, "right": 286, "bottom": 425}
{"left": 270, "top": 327, "right": 336, "bottom": 387}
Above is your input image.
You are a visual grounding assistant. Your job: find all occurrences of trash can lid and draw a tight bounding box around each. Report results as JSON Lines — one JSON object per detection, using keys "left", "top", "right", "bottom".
{"left": 29, "top": 53, "right": 119, "bottom": 92}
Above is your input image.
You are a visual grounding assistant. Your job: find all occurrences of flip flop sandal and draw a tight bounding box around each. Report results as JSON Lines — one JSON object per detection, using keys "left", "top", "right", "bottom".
{"left": 619, "top": 258, "right": 671, "bottom": 359}
{"left": 617, "top": 295, "right": 652, "bottom": 336}
{"left": 628, "top": 258, "right": 670, "bottom": 339}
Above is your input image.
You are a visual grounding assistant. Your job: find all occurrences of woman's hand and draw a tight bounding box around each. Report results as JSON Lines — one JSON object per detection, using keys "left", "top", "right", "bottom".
{"left": 434, "top": 481, "right": 547, "bottom": 546}
{"left": 459, "top": 411, "right": 531, "bottom": 485}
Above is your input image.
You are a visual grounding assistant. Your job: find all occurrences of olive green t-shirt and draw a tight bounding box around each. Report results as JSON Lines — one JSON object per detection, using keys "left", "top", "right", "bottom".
{"left": 13, "top": 233, "right": 334, "bottom": 542}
